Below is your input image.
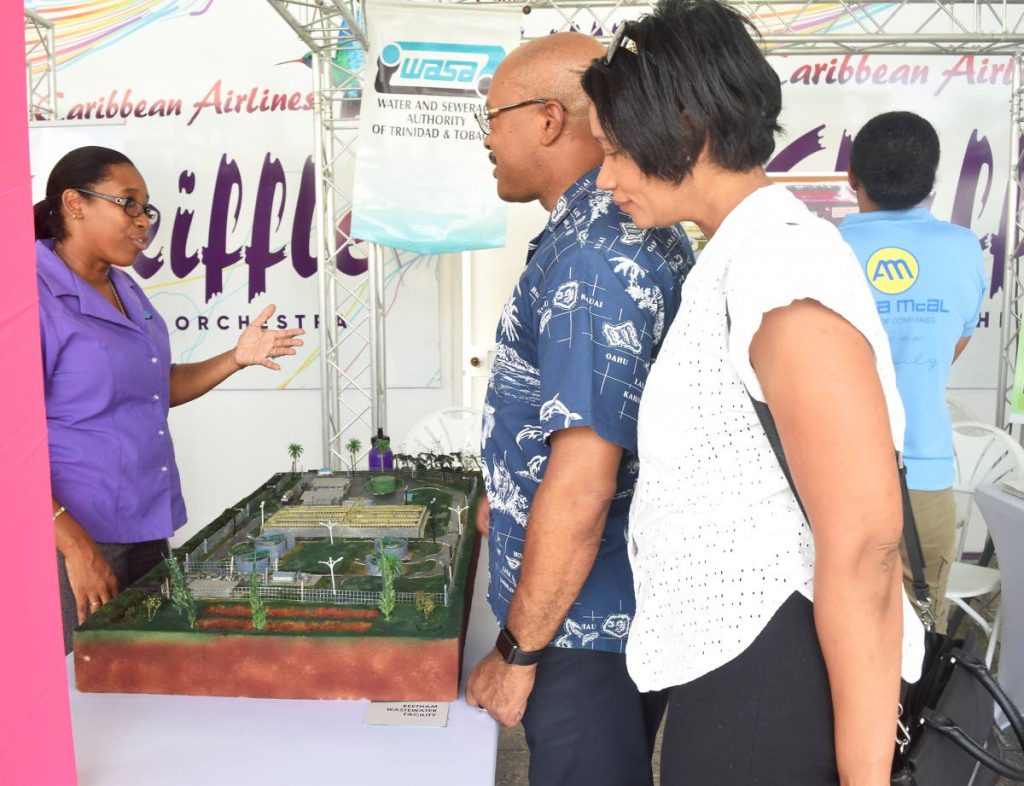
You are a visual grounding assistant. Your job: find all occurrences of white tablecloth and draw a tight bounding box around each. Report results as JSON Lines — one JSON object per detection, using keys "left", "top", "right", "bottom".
{"left": 69, "top": 549, "right": 499, "bottom": 786}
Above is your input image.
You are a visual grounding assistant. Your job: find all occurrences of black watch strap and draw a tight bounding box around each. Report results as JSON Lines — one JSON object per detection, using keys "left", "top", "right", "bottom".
{"left": 495, "top": 626, "right": 544, "bottom": 666}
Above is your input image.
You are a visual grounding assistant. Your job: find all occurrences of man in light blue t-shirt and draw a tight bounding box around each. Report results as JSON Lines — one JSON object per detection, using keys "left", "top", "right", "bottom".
{"left": 840, "top": 111, "right": 986, "bottom": 631}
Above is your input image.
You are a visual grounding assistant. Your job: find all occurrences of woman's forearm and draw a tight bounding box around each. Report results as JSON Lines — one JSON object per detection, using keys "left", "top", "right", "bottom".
{"left": 169, "top": 350, "right": 241, "bottom": 406}
{"left": 815, "top": 539, "right": 903, "bottom": 785}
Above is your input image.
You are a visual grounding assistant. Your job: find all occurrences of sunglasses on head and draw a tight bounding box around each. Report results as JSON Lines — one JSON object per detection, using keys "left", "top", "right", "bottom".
{"left": 604, "top": 22, "right": 638, "bottom": 66}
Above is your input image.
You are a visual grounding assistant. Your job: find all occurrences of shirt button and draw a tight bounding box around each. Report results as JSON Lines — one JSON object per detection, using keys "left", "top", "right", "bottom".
{"left": 151, "top": 357, "right": 158, "bottom": 364}
{"left": 158, "top": 429, "right": 166, "bottom": 436}
{"left": 152, "top": 394, "right": 159, "bottom": 401}
{"left": 161, "top": 466, "right": 168, "bottom": 472}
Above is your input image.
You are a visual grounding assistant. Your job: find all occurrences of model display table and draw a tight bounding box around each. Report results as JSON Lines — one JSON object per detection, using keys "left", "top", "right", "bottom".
{"left": 68, "top": 546, "right": 500, "bottom": 785}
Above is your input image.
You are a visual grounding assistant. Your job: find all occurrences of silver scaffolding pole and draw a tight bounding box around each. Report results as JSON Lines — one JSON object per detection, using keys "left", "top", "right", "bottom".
{"left": 267, "top": 0, "right": 384, "bottom": 470}
{"left": 267, "top": 0, "right": 1024, "bottom": 446}
{"left": 998, "top": 50, "right": 1024, "bottom": 429}
{"left": 24, "top": 9, "right": 57, "bottom": 121}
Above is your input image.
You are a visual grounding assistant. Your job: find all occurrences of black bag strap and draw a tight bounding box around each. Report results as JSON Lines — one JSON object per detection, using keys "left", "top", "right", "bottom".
{"left": 745, "top": 389, "right": 934, "bottom": 626}
{"left": 725, "top": 306, "right": 932, "bottom": 621}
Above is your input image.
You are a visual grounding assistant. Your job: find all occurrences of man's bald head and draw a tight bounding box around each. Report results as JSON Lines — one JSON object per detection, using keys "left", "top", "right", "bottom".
{"left": 483, "top": 32, "right": 606, "bottom": 210}
{"left": 496, "top": 32, "right": 605, "bottom": 118}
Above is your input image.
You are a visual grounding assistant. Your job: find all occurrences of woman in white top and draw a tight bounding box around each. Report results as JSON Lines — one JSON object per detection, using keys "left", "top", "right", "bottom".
{"left": 582, "top": 1, "right": 923, "bottom": 784}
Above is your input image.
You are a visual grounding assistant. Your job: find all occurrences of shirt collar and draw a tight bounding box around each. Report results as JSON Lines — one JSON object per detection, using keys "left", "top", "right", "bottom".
{"left": 36, "top": 239, "right": 142, "bottom": 331}
{"left": 839, "top": 206, "right": 933, "bottom": 227}
{"left": 705, "top": 184, "right": 803, "bottom": 259}
{"left": 544, "top": 167, "right": 603, "bottom": 232}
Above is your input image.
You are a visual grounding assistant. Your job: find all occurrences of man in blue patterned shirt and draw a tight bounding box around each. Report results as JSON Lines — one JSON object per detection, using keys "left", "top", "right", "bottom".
{"left": 464, "top": 33, "right": 694, "bottom": 786}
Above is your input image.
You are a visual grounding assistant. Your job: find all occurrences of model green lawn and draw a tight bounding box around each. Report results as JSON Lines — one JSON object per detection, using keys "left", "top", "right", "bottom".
{"left": 279, "top": 539, "right": 445, "bottom": 591}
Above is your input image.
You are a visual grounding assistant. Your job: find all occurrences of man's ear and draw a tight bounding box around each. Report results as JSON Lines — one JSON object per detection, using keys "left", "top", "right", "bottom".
{"left": 538, "top": 100, "right": 567, "bottom": 147}
{"left": 846, "top": 168, "right": 858, "bottom": 190}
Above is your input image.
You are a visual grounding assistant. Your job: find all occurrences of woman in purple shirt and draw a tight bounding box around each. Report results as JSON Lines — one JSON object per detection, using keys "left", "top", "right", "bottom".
{"left": 34, "top": 146, "right": 304, "bottom": 652}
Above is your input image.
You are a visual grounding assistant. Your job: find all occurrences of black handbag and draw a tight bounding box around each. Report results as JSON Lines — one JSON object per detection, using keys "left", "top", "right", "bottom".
{"left": 746, "top": 391, "right": 1024, "bottom": 785}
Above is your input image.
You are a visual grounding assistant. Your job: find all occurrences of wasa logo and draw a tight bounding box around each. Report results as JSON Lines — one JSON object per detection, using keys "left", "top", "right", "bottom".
{"left": 375, "top": 41, "right": 505, "bottom": 97}
{"left": 866, "top": 247, "right": 919, "bottom": 294}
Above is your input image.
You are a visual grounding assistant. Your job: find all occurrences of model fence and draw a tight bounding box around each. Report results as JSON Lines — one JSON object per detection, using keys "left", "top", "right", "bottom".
{"left": 181, "top": 563, "right": 449, "bottom": 607}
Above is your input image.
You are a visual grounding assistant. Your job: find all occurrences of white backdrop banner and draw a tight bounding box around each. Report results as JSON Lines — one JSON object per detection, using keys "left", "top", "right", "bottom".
{"left": 25, "top": 0, "right": 443, "bottom": 392}
{"left": 352, "top": 0, "right": 521, "bottom": 254}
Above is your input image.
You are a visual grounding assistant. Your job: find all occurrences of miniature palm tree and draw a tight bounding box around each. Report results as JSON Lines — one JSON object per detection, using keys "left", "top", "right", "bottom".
{"left": 249, "top": 567, "right": 267, "bottom": 631}
{"left": 287, "top": 442, "right": 304, "bottom": 473}
{"left": 345, "top": 437, "right": 362, "bottom": 473}
{"left": 163, "top": 555, "right": 196, "bottom": 629}
{"left": 377, "top": 552, "right": 402, "bottom": 621}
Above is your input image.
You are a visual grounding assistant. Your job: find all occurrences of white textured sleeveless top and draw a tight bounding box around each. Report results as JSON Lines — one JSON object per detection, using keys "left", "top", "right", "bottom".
{"left": 626, "top": 185, "right": 924, "bottom": 692}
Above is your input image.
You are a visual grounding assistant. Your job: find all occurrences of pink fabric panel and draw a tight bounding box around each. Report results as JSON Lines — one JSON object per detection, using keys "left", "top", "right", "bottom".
{"left": 0, "top": 9, "right": 78, "bottom": 785}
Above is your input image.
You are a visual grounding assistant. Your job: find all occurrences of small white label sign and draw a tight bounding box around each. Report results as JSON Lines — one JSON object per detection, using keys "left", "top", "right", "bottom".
{"left": 364, "top": 702, "right": 450, "bottom": 728}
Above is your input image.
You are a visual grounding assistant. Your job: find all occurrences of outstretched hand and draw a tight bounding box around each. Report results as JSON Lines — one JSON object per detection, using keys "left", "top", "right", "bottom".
{"left": 233, "top": 304, "right": 305, "bottom": 371}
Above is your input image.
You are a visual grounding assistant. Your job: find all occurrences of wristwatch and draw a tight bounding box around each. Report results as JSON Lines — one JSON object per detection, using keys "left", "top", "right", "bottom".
{"left": 495, "top": 626, "right": 544, "bottom": 666}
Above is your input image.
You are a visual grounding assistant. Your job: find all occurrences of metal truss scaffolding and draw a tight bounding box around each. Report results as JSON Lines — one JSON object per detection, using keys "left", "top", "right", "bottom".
{"left": 1001, "top": 52, "right": 1024, "bottom": 429}
{"left": 268, "top": 0, "right": 384, "bottom": 471}
{"left": 267, "top": 0, "right": 1024, "bottom": 463}
{"left": 24, "top": 9, "right": 57, "bottom": 121}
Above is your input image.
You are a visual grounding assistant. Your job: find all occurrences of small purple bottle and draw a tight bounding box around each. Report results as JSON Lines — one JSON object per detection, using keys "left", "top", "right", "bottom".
{"left": 368, "top": 427, "right": 393, "bottom": 471}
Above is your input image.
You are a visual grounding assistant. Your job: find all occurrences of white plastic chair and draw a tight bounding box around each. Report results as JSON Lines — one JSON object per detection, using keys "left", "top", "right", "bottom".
{"left": 947, "top": 421, "right": 1024, "bottom": 665}
{"left": 401, "top": 407, "right": 483, "bottom": 462}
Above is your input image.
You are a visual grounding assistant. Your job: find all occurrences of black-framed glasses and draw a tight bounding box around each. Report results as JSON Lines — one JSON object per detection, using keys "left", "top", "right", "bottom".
{"left": 76, "top": 188, "right": 160, "bottom": 223}
{"left": 604, "top": 22, "right": 638, "bottom": 66}
{"left": 473, "top": 98, "right": 551, "bottom": 135}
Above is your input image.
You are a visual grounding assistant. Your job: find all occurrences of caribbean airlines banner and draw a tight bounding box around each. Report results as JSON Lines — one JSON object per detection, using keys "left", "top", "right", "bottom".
{"left": 351, "top": 0, "right": 521, "bottom": 254}
{"left": 765, "top": 52, "right": 1010, "bottom": 394}
{"left": 25, "top": 0, "right": 442, "bottom": 392}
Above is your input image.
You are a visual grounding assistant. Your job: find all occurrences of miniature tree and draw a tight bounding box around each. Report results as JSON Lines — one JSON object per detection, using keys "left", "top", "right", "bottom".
{"left": 287, "top": 442, "right": 304, "bottom": 473}
{"left": 435, "top": 453, "right": 453, "bottom": 473}
{"left": 142, "top": 594, "right": 162, "bottom": 622}
{"left": 163, "top": 555, "right": 196, "bottom": 629}
{"left": 345, "top": 437, "right": 362, "bottom": 474}
{"left": 249, "top": 567, "right": 267, "bottom": 631}
{"left": 415, "top": 591, "right": 436, "bottom": 624}
{"left": 377, "top": 552, "right": 402, "bottom": 621}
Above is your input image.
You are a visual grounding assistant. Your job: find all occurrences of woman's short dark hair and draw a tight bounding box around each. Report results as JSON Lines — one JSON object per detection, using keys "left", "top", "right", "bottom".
{"left": 581, "top": 0, "right": 782, "bottom": 182}
{"left": 33, "top": 145, "right": 134, "bottom": 241}
{"left": 849, "top": 112, "right": 939, "bottom": 211}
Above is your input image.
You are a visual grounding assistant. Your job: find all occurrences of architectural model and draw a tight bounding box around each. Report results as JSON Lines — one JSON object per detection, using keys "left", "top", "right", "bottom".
{"left": 74, "top": 462, "right": 480, "bottom": 701}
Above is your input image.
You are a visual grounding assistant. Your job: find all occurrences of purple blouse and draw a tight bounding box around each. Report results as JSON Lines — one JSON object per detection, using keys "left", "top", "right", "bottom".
{"left": 37, "top": 240, "right": 187, "bottom": 543}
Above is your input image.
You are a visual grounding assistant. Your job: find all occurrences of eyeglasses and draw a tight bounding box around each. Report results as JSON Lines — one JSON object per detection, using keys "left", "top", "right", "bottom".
{"left": 604, "top": 22, "right": 638, "bottom": 66}
{"left": 473, "top": 98, "right": 552, "bottom": 135}
{"left": 76, "top": 188, "right": 160, "bottom": 223}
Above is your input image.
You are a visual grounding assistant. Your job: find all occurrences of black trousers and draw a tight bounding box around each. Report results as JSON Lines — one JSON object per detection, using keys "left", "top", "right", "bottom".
{"left": 521, "top": 648, "right": 666, "bottom": 786}
{"left": 57, "top": 538, "right": 169, "bottom": 653}
{"left": 661, "top": 592, "right": 839, "bottom": 785}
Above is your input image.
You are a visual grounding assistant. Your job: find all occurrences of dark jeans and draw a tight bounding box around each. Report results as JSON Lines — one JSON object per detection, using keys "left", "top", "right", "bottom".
{"left": 521, "top": 648, "right": 666, "bottom": 786}
{"left": 57, "top": 538, "right": 169, "bottom": 654}
{"left": 661, "top": 592, "right": 838, "bottom": 785}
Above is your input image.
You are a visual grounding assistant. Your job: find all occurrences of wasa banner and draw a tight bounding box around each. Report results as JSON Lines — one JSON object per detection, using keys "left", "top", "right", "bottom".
{"left": 352, "top": 0, "right": 521, "bottom": 254}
